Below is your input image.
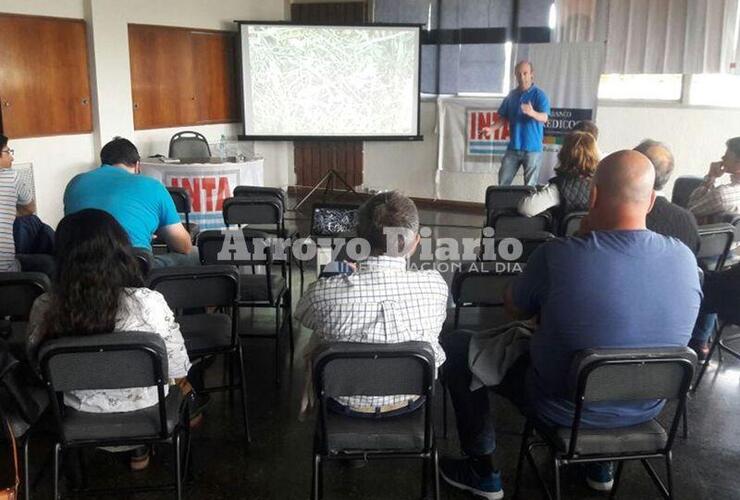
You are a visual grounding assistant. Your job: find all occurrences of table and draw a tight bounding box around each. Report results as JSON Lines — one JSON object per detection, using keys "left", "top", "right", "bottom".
{"left": 141, "top": 159, "right": 264, "bottom": 229}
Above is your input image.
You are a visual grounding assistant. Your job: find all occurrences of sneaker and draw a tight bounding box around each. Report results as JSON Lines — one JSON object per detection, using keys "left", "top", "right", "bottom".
{"left": 129, "top": 446, "right": 151, "bottom": 471}
{"left": 439, "top": 457, "right": 503, "bottom": 500}
{"left": 688, "top": 338, "right": 710, "bottom": 362}
{"left": 585, "top": 461, "right": 615, "bottom": 491}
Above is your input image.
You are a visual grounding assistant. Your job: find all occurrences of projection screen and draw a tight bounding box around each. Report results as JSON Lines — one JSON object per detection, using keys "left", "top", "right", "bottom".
{"left": 237, "top": 22, "right": 421, "bottom": 140}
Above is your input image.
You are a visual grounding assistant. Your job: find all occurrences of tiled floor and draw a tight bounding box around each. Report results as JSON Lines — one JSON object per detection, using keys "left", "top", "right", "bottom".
{"left": 23, "top": 201, "right": 740, "bottom": 499}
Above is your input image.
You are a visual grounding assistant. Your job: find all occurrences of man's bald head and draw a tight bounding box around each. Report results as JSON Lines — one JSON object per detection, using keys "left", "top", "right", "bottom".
{"left": 634, "top": 139, "right": 675, "bottom": 191}
{"left": 591, "top": 150, "right": 656, "bottom": 219}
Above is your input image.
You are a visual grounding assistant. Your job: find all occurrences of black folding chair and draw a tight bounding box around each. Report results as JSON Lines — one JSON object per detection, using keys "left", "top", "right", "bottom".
{"left": 560, "top": 211, "right": 588, "bottom": 237}
{"left": 197, "top": 229, "right": 293, "bottom": 386}
{"left": 490, "top": 210, "right": 553, "bottom": 236}
{"left": 514, "top": 347, "right": 696, "bottom": 500}
{"left": 166, "top": 187, "right": 200, "bottom": 242}
{"left": 479, "top": 231, "right": 555, "bottom": 264}
{"left": 484, "top": 186, "right": 535, "bottom": 226}
{"left": 451, "top": 267, "right": 516, "bottom": 329}
{"left": 311, "top": 342, "right": 438, "bottom": 500}
{"left": 168, "top": 131, "right": 211, "bottom": 159}
{"left": 0, "top": 272, "right": 50, "bottom": 360}
{"left": 148, "top": 265, "right": 250, "bottom": 441}
{"left": 39, "top": 332, "right": 191, "bottom": 499}
{"left": 670, "top": 176, "right": 703, "bottom": 209}
{"left": 697, "top": 223, "right": 734, "bottom": 271}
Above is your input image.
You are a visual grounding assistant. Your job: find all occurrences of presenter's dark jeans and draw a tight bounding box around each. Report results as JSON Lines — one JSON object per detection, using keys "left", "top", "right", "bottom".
{"left": 440, "top": 330, "right": 530, "bottom": 457}
{"left": 499, "top": 150, "right": 542, "bottom": 186}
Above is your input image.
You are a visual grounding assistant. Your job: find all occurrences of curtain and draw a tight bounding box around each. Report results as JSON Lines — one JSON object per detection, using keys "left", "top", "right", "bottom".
{"left": 554, "top": 0, "right": 609, "bottom": 42}
{"left": 604, "top": 0, "right": 740, "bottom": 74}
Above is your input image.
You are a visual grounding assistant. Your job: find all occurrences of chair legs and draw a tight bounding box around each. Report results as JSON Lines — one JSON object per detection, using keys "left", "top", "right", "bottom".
{"left": 22, "top": 435, "right": 30, "bottom": 500}
{"left": 237, "top": 341, "right": 252, "bottom": 443}
{"left": 692, "top": 321, "right": 725, "bottom": 392}
{"left": 174, "top": 431, "right": 183, "bottom": 500}
{"left": 513, "top": 421, "right": 534, "bottom": 499}
{"left": 432, "top": 448, "right": 440, "bottom": 500}
{"left": 553, "top": 457, "right": 562, "bottom": 500}
{"left": 311, "top": 454, "right": 323, "bottom": 500}
{"left": 609, "top": 460, "right": 625, "bottom": 499}
{"left": 53, "top": 443, "right": 61, "bottom": 500}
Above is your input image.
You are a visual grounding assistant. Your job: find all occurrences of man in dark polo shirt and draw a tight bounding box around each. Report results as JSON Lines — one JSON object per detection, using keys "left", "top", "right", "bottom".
{"left": 439, "top": 151, "right": 702, "bottom": 499}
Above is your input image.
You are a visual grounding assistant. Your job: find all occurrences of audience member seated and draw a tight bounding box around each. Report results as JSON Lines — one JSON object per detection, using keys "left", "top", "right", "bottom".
{"left": 689, "top": 263, "right": 740, "bottom": 359}
{"left": 517, "top": 131, "right": 599, "bottom": 225}
{"left": 688, "top": 136, "right": 740, "bottom": 224}
{"left": 0, "top": 134, "right": 37, "bottom": 272}
{"left": 439, "top": 151, "right": 702, "bottom": 499}
{"left": 63, "top": 137, "right": 197, "bottom": 268}
{"left": 635, "top": 139, "right": 700, "bottom": 253}
{"left": 572, "top": 119, "right": 599, "bottom": 141}
{"left": 25, "top": 209, "right": 192, "bottom": 470}
{"left": 294, "top": 191, "right": 448, "bottom": 417}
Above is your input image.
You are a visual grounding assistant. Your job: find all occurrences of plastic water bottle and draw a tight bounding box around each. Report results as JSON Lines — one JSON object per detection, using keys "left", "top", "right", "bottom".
{"left": 218, "top": 134, "right": 227, "bottom": 159}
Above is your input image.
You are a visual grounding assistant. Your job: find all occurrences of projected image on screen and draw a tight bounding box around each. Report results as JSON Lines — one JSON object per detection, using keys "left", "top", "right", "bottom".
{"left": 240, "top": 24, "right": 420, "bottom": 138}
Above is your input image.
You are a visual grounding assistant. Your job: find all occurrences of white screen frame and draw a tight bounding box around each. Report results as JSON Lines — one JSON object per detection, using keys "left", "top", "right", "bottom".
{"left": 237, "top": 21, "right": 423, "bottom": 141}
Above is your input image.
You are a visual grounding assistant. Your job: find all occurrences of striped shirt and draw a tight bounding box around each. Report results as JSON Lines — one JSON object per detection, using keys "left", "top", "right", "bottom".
{"left": 0, "top": 168, "right": 33, "bottom": 271}
{"left": 295, "top": 255, "right": 448, "bottom": 411}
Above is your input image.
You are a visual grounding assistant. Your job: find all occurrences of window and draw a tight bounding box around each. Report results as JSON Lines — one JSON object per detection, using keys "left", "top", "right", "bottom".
{"left": 597, "top": 74, "right": 683, "bottom": 101}
{"left": 689, "top": 74, "right": 740, "bottom": 108}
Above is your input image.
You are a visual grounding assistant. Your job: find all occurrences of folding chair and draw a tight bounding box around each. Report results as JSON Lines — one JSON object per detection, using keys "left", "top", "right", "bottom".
{"left": 148, "top": 265, "right": 250, "bottom": 441}
{"left": 39, "top": 332, "right": 191, "bottom": 499}
{"left": 0, "top": 272, "right": 50, "bottom": 361}
{"left": 484, "top": 186, "right": 535, "bottom": 226}
{"left": 514, "top": 347, "right": 696, "bottom": 500}
{"left": 311, "top": 341, "right": 438, "bottom": 500}
{"left": 168, "top": 131, "right": 211, "bottom": 159}
{"left": 670, "top": 176, "right": 703, "bottom": 209}
{"left": 166, "top": 187, "right": 200, "bottom": 242}
{"left": 490, "top": 210, "right": 553, "bottom": 236}
{"left": 197, "top": 229, "right": 293, "bottom": 386}
{"left": 697, "top": 223, "right": 734, "bottom": 271}
{"left": 560, "top": 211, "right": 588, "bottom": 237}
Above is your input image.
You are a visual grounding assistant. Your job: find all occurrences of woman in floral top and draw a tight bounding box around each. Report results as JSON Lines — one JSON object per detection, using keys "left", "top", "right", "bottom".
{"left": 26, "top": 208, "right": 191, "bottom": 470}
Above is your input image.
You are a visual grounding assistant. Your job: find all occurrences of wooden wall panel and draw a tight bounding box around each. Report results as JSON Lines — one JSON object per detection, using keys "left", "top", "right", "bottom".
{"left": 192, "top": 31, "right": 239, "bottom": 124}
{"left": 129, "top": 24, "right": 238, "bottom": 130}
{"left": 0, "top": 14, "right": 92, "bottom": 138}
{"left": 129, "top": 25, "right": 198, "bottom": 129}
{"left": 291, "top": 1, "right": 367, "bottom": 188}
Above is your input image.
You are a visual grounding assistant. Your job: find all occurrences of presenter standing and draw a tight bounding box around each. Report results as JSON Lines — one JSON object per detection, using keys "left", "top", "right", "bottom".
{"left": 485, "top": 60, "right": 550, "bottom": 186}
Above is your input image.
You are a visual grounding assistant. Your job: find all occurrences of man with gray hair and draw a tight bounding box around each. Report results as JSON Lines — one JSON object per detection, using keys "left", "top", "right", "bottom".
{"left": 635, "top": 139, "right": 700, "bottom": 253}
{"left": 295, "top": 191, "right": 448, "bottom": 416}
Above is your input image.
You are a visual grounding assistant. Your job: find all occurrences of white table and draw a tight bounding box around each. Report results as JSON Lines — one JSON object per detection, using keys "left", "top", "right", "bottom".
{"left": 141, "top": 159, "right": 264, "bottom": 229}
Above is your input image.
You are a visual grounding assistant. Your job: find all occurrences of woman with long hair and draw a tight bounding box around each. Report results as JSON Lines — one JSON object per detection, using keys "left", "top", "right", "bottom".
{"left": 517, "top": 130, "right": 600, "bottom": 224}
{"left": 26, "top": 208, "right": 191, "bottom": 470}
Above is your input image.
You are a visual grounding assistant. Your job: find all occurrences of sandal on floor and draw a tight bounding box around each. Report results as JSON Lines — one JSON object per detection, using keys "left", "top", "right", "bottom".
{"left": 130, "top": 446, "right": 151, "bottom": 471}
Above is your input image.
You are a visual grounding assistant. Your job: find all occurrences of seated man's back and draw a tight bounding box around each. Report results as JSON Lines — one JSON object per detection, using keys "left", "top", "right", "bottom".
{"left": 64, "top": 166, "right": 176, "bottom": 250}
{"left": 517, "top": 227, "right": 701, "bottom": 428}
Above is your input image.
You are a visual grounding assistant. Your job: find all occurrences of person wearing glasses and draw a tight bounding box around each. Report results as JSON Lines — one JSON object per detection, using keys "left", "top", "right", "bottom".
{"left": 0, "top": 134, "right": 36, "bottom": 272}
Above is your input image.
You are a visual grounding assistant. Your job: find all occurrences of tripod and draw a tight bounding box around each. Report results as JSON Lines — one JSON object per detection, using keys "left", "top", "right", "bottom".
{"left": 293, "top": 168, "right": 361, "bottom": 211}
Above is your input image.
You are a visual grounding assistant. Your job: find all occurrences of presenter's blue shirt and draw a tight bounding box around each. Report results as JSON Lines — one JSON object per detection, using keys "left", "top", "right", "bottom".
{"left": 497, "top": 84, "right": 550, "bottom": 152}
{"left": 63, "top": 165, "right": 180, "bottom": 250}
{"left": 512, "top": 230, "right": 701, "bottom": 428}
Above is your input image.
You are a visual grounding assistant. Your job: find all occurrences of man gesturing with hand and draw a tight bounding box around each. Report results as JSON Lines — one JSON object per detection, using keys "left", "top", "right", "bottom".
{"left": 483, "top": 60, "right": 550, "bottom": 186}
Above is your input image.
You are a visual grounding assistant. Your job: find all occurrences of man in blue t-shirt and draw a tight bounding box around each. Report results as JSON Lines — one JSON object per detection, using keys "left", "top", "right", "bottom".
{"left": 485, "top": 60, "right": 550, "bottom": 186}
{"left": 64, "top": 137, "right": 196, "bottom": 267}
{"left": 439, "top": 150, "right": 701, "bottom": 499}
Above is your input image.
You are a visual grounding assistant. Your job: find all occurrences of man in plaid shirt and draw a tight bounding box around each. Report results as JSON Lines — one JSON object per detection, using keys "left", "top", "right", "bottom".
{"left": 688, "top": 137, "right": 740, "bottom": 224}
{"left": 295, "top": 191, "right": 448, "bottom": 416}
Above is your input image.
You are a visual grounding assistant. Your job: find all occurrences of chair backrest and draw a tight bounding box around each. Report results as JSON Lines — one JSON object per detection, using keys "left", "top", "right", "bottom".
{"left": 697, "top": 223, "right": 735, "bottom": 271}
{"left": 166, "top": 186, "right": 192, "bottom": 215}
{"left": 233, "top": 186, "right": 286, "bottom": 208}
{"left": 0, "top": 272, "right": 50, "bottom": 319}
{"left": 491, "top": 210, "right": 552, "bottom": 236}
{"left": 196, "top": 228, "right": 273, "bottom": 266}
{"left": 131, "top": 248, "right": 153, "bottom": 278}
{"left": 719, "top": 212, "right": 740, "bottom": 242}
{"left": 671, "top": 176, "right": 703, "bottom": 208}
{"left": 565, "top": 347, "right": 696, "bottom": 456}
{"left": 561, "top": 211, "right": 588, "bottom": 237}
{"left": 148, "top": 265, "right": 239, "bottom": 310}
{"left": 310, "top": 203, "right": 360, "bottom": 237}
{"left": 451, "top": 270, "right": 515, "bottom": 306}
{"left": 39, "top": 332, "right": 171, "bottom": 441}
{"left": 485, "top": 186, "right": 535, "bottom": 224}
{"left": 222, "top": 197, "right": 282, "bottom": 227}
{"left": 480, "top": 231, "right": 554, "bottom": 263}
{"left": 168, "top": 130, "right": 211, "bottom": 159}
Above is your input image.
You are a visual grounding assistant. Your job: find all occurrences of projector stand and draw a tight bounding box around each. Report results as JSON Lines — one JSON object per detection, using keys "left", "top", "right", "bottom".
{"left": 293, "top": 169, "right": 360, "bottom": 211}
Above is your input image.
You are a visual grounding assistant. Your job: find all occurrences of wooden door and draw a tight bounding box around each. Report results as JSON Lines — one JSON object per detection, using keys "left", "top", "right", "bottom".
{"left": 191, "top": 31, "right": 239, "bottom": 124}
{"left": 290, "top": 1, "right": 367, "bottom": 188}
{"left": 0, "top": 14, "right": 92, "bottom": 138}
